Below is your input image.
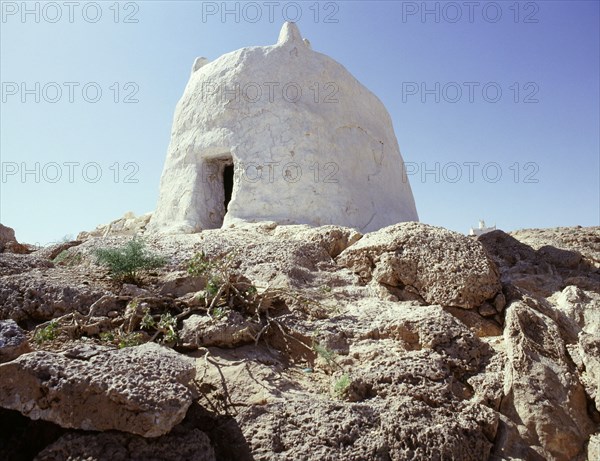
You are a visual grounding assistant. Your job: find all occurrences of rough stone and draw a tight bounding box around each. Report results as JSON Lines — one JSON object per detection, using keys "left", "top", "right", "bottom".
{"left": 510, "top": 226, "right": 600, "bottom": 269}
{"left": 0, "top": 319, "right": 31, "bottom": 362}
{"left": 34, "top": 241, "right": 82, "bottom": 261}
{"left": 495, "top": 301, "right": 595, "bottom": 460}
{"left": 148, "top": 22, "right": 418, "bottom": 234}
{"left": 271, "top": 224, "right": 363, "bottom": 258}
{"left": 444, "top": 306, "right": 503, "bottom": 337}
{"left": 34, "top": 428, "right": 216, "bottom": 461}
{"left": 0, "top": 253, "right": 54, "bottom": 277}
{"left": 0, "top": 224, "right": 30, "bottom": 254}
{"left": 77, "top": 211, "right": 152, "bottom": 241}
{"left": 159, "top": 271, "right": 207, "bottom": 297}
{"left": 577, "top": 332, "right": 600, "bottom": 410}
{"left": 0, "top": 272, "right": 107, "bottom": 323}
{"left": 2, "top": 224, "right": 599, "bottom": 459}
{"left": 0, "top": 224, "right": 17, "bottom": 251}
{"left": 180, "top": 312, "right": 260, "bottom": 348}
{"left": 337, "top": 222, "right": 501, "bottom": 308}
{"left": 478, "top": 303, "right": 497, "bottom": 317}
{"left": 0, "top": 343, "right": 196, "bottom": 437}
{"left": 588, "top": 433, "right": 600, "bottom": 461}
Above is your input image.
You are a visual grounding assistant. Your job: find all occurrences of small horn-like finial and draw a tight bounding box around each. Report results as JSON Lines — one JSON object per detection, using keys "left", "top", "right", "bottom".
{"left": 277, "top": 22, "right": 303, "bottom": 45}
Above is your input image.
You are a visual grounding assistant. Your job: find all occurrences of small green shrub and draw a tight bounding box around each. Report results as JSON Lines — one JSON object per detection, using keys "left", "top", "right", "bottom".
{"left": 118, "top": 332, "right": 144, "bottom": 349}
{"left": 210, "top": 306, "right": 227, "bottom": 319}
{"left": 99, "top": 331, "right": 115, "bottom": 343}
{"left": 140, "top": 308, "right": 156, "bottom": 330}
{"left": 313, "top": 342, "right": 339, "bottom": 367}
{"left": 94, "top": 238, "right": 166, "bottom": 283}
{"left": 187, "top": 252, "right": 213, "bottom": 277}
{"left": 334, "top": 374, "right": 351, "bottom": 398}
{"left": 34, "top": 320, "right": 60, "bottom": 344}
{"left": 186, "top": 251, "right": 258, "bottom": 310}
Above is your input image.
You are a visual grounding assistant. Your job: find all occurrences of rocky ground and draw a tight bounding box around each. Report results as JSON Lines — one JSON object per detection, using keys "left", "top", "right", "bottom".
{"left": 0, "top": 220, "right": 598, "bottom": 460}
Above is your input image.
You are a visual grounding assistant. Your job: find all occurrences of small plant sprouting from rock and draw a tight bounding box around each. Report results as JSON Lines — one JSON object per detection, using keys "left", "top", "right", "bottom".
{"left": 157, "top": 313, "right": 178, "bottom": 343}
{"left": 140, "top": 308, "right": 156, "bottom": 330}
{"left": 186, "top": 251, "right": 259, "bottom": 313}
{"left": 334, "top": 374, "right": 351, "bottom": 399}
{"left": 94, "top": 238, "right": 166, "bottom": 284}
{"left": 99, "top": 331, "right": 115, "bottom": 343}
{"left": 34, "top": 320, "right": 60, "bottom": 344}
{"left": 139, "top": 308, "right": 179, "bottom": 344}
{"left": 210, "top": 306, "right": 227, "bottom": 319}
{"left": 314, "top": 343, "right": 336, "bottom": 365}
{"left": 117, "top": 332, "right": 145, "bottom": 349}
{"left": 98, "top": 329, "right": 144, "bottom": 349}
{"left": 187, "top": 252, "right": 214, "bottom": 277}
{"left": 313, "top": 342, "right": 344, "bottom": 371}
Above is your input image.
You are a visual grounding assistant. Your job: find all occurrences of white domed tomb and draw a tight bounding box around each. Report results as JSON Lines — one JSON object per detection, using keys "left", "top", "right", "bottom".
{"left": 149, "top": 22, "right": 418, "bottom": 233}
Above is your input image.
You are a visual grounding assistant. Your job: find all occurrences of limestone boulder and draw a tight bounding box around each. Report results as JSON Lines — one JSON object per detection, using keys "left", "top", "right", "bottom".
{"left": 495, "top": 301, "right": 595, "bottom": 460}
{"left": 271, "top": 224, "right": 362, "bottom": 258}
{"left": 35, "top": 429, "right": 216, "bottom": 461}
{"left": 479, "top": 229, "right": 600, "bottom": 299}
{"left": 0, "top": 272, "right": 107, "bottom": 322}
{"left": 0, "top": 343, "right": 196, "bottom": 437}
{"left": 0, "top": 319, "right": 31, "bottom": 363}
{"left": 588, "top": 433, "right": 600, "bottom": 461}
{"left": 159, "top": 271, "right": 207, "bottom": 297}
{"left": 77, "top": 211, "right": 152, "bottom": 241}
{"left": 577, "top": 332, "right": 600, "bottom": 410}
{"left": 0, "top": 224, "right": 29, "bottom": 254}
{"left": 510, "top": 226, "right": 600, "bottom": 269}
{"left": 0, "top": 224, "right": 17, "bottom": 252}
{"left": 169, "top": 226, "right": 341, "bottom": 290}
{"left": 237, "top": 363, "right": 498, "bottom": 461}
{"left": 337, "top": 222, "right": 501, "bottom": 308}
{"left": 180, "top": 312, "right": 260, "bottom": 349}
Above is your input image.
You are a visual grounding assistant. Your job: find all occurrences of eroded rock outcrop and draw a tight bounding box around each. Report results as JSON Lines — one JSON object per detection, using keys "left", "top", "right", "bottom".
{"left": 337, "top": 222, "right": 501, "bottom": 308}
{"left": 0, "top": 223, "right": 29, "bottom": 254}
{"left": 496, "top": 301, "right": 595, "bottom": 460}
{"left": 1, "top": 224, "right": 598, "bottom": 460}
{"left": 35, "top": 428, "right": 216, "bottom": 461}
{"left": 0, "top": 319, "right": 31, "bottom": 363}
{"left": 0, "top": 343, "right": 195, "bottom": 437}
{"left": 0, "top": 272, "right": 107, "bottom": 323}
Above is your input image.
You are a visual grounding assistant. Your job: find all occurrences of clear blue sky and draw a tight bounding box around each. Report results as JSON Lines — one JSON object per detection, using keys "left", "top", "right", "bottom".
{"left": 1, "top": 1, "right": 599, "bottom": 245}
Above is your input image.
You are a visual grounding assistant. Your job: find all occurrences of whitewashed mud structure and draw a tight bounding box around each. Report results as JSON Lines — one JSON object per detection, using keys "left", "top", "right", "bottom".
{"left": 149, "top": 22, "right": 418, "bottom": 233}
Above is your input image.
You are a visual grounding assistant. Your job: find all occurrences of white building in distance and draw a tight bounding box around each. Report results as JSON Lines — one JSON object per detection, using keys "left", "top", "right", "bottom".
{"left": 469, "top": 220, "right": 497, "bottom": 237}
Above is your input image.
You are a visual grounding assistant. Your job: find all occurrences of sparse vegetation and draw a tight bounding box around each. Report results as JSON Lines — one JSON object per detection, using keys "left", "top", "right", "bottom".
{"left": 94, "top": 238, "right": 166, "bottom": 283}
{"left": 53, "top": 250, "right": 82, "bottom": 266}
{"left": 209, "top": 306, "right": 227, "bottom": 319}
{"left": 187, "top": 251, "right": 214, "bottom": 277}
{"left": 157, "top": 313, "right": 178, "bottom": 343}
{"left": 34, "top": 320, "right": 60, "bottom": 344}
{"left": 313, "top": 341, "right": 344, "bottom": 371}
{"left": 99, "top": 331, "right": 115, "bottom": 343}
{"left": 117, "top": 332, "right": 145, "bottom": 349}
{"left": 186, "top": 251, "right": 259, "bottom": 312}
{"left": 99, "top": 329, "right": 145, "bottom": 349}
{"left": 314, "top": 342, "right": 336, "bottom": 365}
{"left": 334, "top": 374, "right": 351, "bottom": 399}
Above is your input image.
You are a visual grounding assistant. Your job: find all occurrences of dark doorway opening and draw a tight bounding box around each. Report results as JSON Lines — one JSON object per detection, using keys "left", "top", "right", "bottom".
{"left": 223, "top": 164, "right": 234, "bottom": 212}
